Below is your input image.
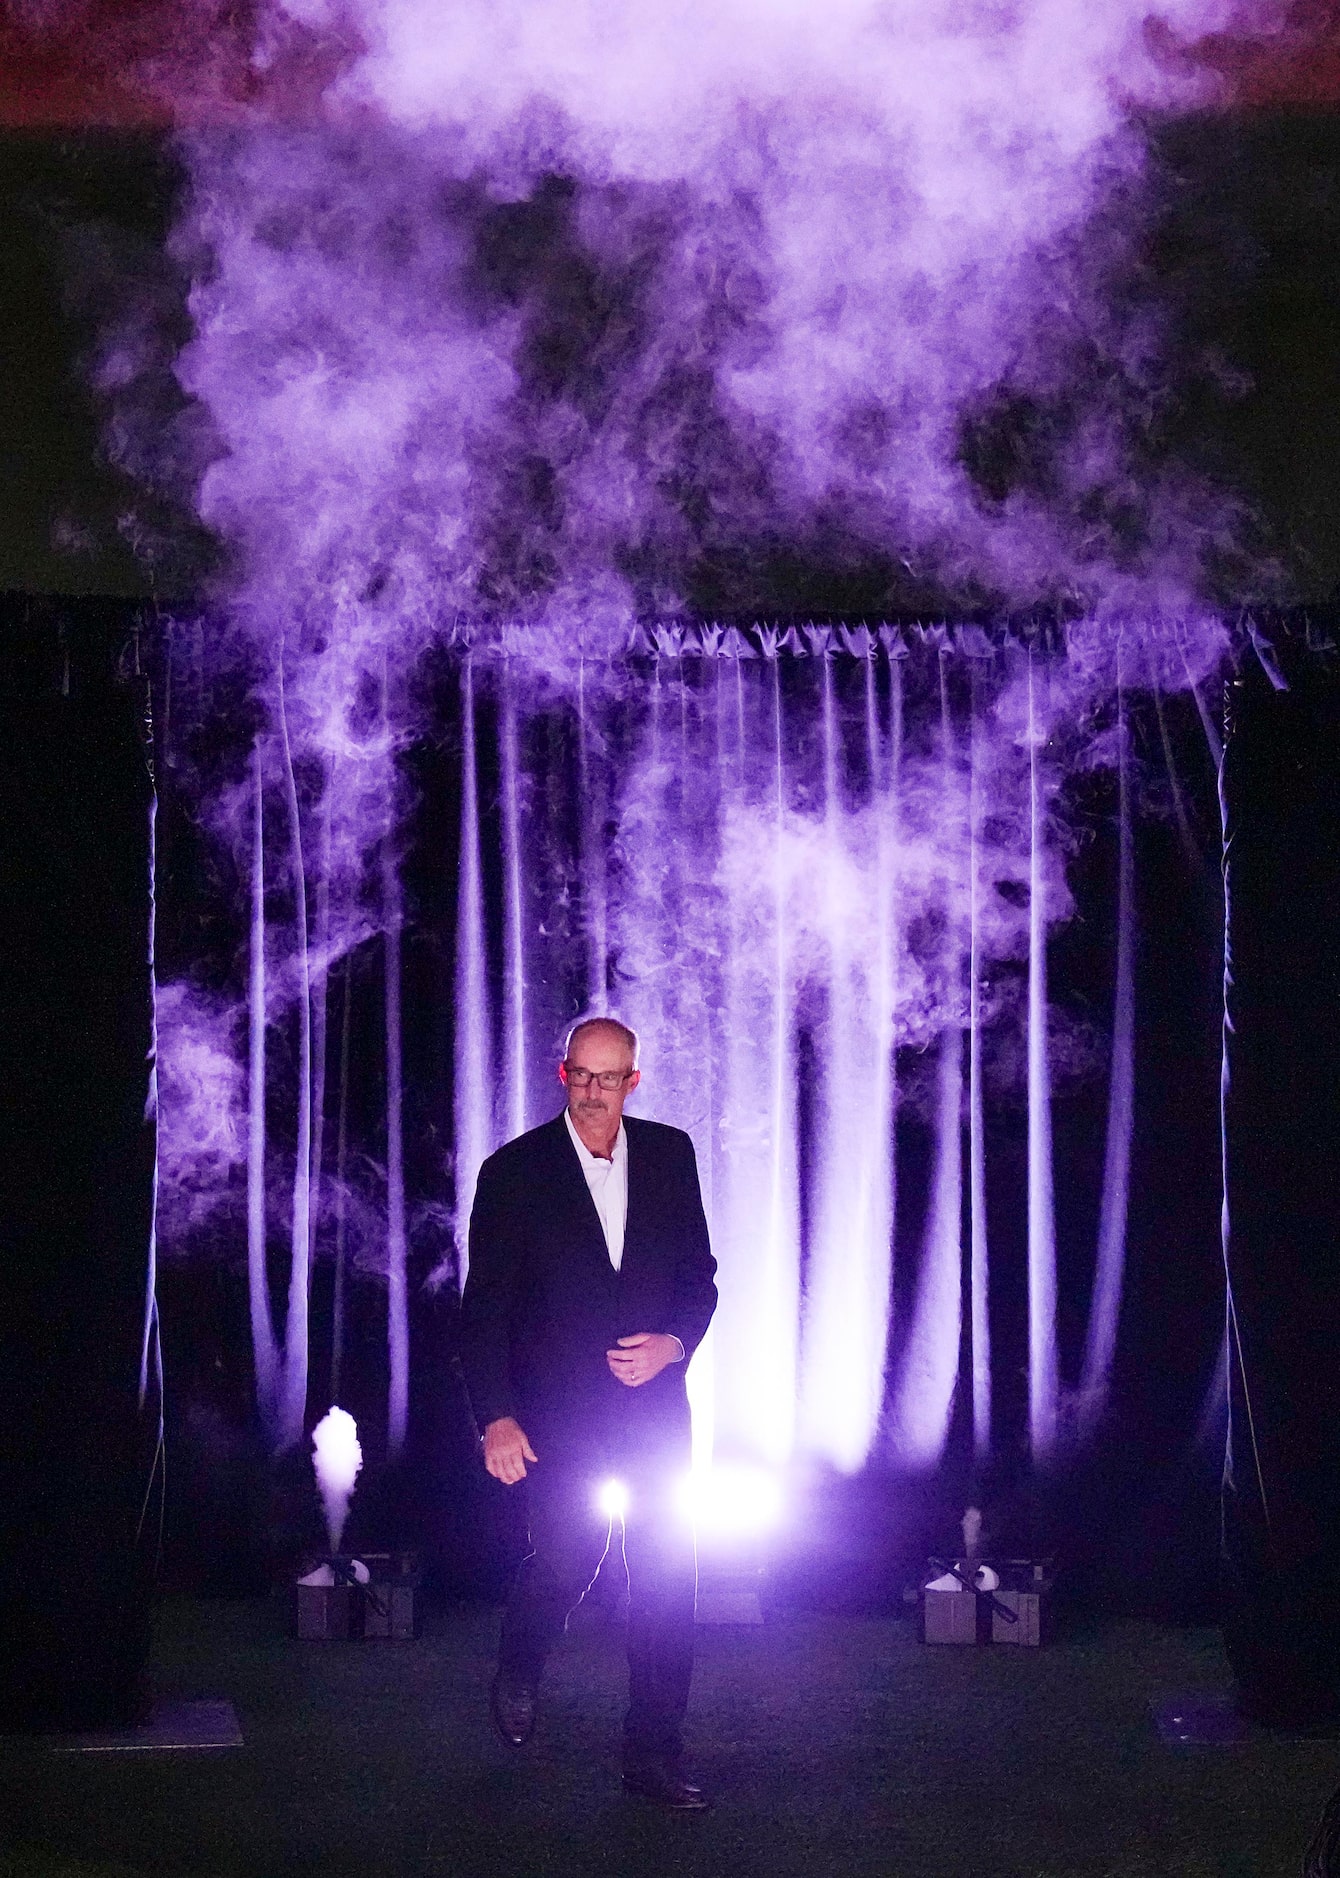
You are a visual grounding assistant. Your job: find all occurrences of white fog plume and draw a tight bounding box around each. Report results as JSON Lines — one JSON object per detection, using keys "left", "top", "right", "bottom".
{"left": 311, "top": 1404, "right": 364, "bottom": 1553}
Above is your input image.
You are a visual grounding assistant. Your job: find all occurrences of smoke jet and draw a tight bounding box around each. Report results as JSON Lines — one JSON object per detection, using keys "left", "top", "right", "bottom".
{"left": 311, "top": 1405, "right": 364, "bottom": 1555}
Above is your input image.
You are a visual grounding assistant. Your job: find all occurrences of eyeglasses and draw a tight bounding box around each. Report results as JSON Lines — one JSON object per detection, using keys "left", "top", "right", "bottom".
{"left": 564, "top": 1064, "right": 635, "bottom": 1090}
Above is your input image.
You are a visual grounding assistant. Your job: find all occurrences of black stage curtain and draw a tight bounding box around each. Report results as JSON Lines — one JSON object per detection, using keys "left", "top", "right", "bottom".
{"left": 1221, "top": 660, "right": 1340, "bottom": 1726}
{"left": 0, "top": 609, "right": 162, "bottom": 1731}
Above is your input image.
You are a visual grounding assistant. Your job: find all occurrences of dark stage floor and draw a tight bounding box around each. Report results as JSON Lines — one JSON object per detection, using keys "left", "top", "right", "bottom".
{"left": 0, "top": 1595, "right": 1335, "bottom": 1878}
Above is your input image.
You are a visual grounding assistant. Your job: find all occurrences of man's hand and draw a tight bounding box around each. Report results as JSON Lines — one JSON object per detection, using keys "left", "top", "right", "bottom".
{"left": 482, "top": 1416, "right": 538, "bottom": 1484}
{"left": 606, "top": 1332, "right": 683, "bottom": 1388}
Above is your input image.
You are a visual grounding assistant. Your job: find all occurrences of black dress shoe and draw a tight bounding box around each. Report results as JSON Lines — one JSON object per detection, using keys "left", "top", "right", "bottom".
{"left": 621, "top": 1762, "right": 713, "bottom": 1811}
{"left": 490, "top": 1671, "right": 537, "bottom": 1747}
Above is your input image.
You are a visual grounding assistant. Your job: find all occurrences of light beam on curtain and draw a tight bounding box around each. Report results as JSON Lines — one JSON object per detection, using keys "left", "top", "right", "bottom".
{"left": 454, "top": 658, "right": 494, "bottom": 1283}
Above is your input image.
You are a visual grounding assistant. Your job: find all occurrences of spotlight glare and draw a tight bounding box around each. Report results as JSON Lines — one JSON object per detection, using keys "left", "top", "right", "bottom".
{"left": 681, "top": 1464, "right": 782, "bottom": 1538}
{"left": 597, "top": 1477, "right": 629, "bottom": 1520}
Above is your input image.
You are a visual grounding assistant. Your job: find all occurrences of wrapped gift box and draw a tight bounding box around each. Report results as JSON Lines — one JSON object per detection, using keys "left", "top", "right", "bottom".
{"left": 923, "top": 1583, "right": 985, "bottom": 1644}
{"left": 921, "top": 1562, "right": 993, "bottom": 1644}
{"left": 921, "top": 1558, "right": 1053, "bottom": 1646}
{"left": 294, "top": 1552, "right": 421, "bottom": 1641}
{"left": 990, "top": 1561, "right": 1053, "bottom": 1646}
{"left": 360, "top": 1553, "right": 422, "bottom": 1640}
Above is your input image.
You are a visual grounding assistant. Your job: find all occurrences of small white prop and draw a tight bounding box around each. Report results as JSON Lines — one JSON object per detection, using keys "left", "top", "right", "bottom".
{"left": 924, "top": 1563, "right": 1000, "bottom": 1592}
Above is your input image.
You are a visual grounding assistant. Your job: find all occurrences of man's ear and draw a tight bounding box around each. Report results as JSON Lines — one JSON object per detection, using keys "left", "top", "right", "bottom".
{"left": 558, "top": 1063, "right": 569, "bottom": 1085}
{"left": 628, "top": 1069, "right": 641, "bottom": 1091}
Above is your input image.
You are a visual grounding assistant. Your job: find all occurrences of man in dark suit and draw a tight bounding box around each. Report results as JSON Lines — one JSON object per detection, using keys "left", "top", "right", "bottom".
{"left": 459, "top": 1017, "right": 718, "bottom": 1810}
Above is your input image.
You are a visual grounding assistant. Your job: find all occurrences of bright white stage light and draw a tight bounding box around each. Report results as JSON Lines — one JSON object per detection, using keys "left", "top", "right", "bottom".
{"left": 680, "top": 1463, "right": 783, "bottom": 1538}
{"left": 597, "top": 1478, "right": 629, "bottom": 1521}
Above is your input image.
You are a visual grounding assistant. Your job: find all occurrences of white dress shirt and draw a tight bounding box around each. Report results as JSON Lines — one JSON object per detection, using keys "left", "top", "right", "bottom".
{"left": 565, "top": 1109, "right": 628, "bottom": 1271}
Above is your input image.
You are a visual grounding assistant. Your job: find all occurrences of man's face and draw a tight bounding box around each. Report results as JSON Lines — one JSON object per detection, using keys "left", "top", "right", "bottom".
{"left": 560, "top": 1027, "right": 640, "bottom": 1131}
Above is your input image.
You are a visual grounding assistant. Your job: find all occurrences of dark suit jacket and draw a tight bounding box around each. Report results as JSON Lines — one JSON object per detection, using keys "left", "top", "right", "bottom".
{"left": 458, "top": 1112, "right": 717, "bottom": 1467}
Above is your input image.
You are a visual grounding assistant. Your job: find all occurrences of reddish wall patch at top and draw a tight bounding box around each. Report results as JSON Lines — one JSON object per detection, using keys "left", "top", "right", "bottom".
{"left": 0, "top": 0, "right": 358, "bottom": 128}
{"left": 8, "top": 2, "right": 1340, "bottom": 131}
{"left": 1150, "top": 1, "right": 1340, "bottom": 112}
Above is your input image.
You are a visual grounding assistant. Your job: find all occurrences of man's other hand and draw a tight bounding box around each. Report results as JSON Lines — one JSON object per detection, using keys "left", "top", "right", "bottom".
{"left": 606, "top": 1332, "right": 682, "bottom": 1388}
{"left": 483, "top": 1416, "right": 538, "bottom": 1484}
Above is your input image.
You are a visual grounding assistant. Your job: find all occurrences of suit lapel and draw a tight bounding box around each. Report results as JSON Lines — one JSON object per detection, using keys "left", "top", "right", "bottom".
{"left": 545, "top": 1113, "right": 619, "bottom": 1285}
{"left": 619, "top": 1117, "right": 648, "bottom": 1280}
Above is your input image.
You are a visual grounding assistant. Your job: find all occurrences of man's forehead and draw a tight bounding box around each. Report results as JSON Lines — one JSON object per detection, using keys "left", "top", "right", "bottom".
{"left": 568, "top": 1025, "right": 635, "bottom": 1064}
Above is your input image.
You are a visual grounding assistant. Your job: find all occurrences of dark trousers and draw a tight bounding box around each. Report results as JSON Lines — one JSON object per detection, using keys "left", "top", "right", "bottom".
{"left": 498, "top": 1455, "right": 697, "bottom": 1766}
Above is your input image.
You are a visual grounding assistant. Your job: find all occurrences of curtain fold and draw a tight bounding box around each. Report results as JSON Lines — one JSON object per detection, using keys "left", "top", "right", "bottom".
{"left": 0, "top": 627, "right": 161, "bottom": 1729}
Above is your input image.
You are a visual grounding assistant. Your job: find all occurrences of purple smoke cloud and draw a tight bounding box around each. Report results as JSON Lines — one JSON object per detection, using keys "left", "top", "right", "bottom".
{"left": 154, "top": 978, "right": 246, "bottom": 1246}
{"left": 194, "top": 0, "right": 1236, "bottom": 619}
{"left": 60, "top": 0, "right": 1268, "bottom": 1470}
{"left": 72, "top": 0, "right": 1270, "bottom": 640}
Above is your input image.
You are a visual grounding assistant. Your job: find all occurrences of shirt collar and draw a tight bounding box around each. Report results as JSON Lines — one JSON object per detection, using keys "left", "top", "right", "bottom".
{"left": 564, "top": 1107, "right": 626, "bottom": 1167}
